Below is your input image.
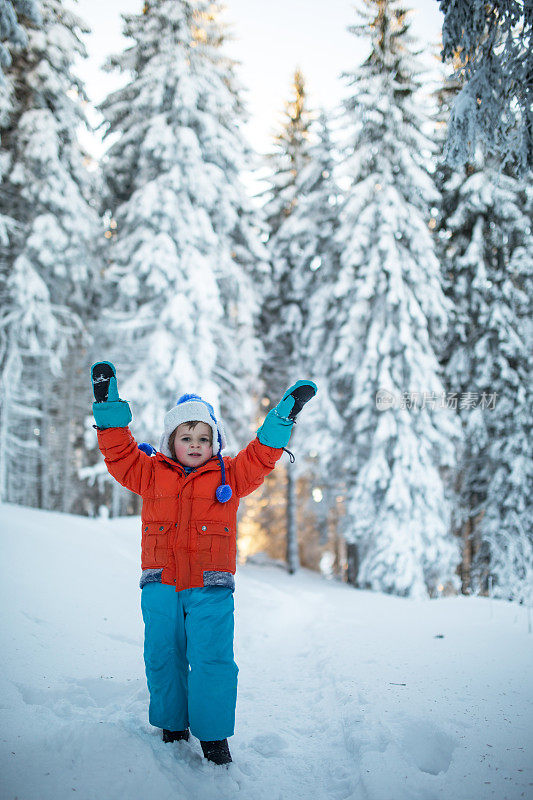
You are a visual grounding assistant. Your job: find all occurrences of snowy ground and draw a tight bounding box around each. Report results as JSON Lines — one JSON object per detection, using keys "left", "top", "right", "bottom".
{"left": 1, "top": 504, "right": 532, "bottom": 800}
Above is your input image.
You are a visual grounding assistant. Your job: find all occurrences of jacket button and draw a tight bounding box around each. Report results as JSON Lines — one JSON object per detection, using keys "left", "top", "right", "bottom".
{"left": 175, "top": 523, "right": 178, "bottom": 527}
{"left": 159, "top": 526, "right": 164, "bottom": 531}
{"left": 144, "top": 526, "right": 148, "bottom": 532}
{"left": 201, "top": 525, "right": 207, "bottom": 531}
{"left": 224, "top": 527, "right": 229, "bottom": 532}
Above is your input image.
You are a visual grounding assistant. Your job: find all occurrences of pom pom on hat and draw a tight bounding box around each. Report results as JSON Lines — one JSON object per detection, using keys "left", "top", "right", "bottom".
{"left": 216, "top": 484, "right": 233, "bottom": 502}
{"left": 138, "top": 442, "right": 156, "bottom": 456}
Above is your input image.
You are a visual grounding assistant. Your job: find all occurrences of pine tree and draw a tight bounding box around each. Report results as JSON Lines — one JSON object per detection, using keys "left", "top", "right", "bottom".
{"left": 431, "top": 47, "right": 474, "bottom": 593}
{"left": 438, "top": 0, "right": 532, "bottom": 176}
{"left": 0, "top": 0, "right": 101, "bottom": 510}
{"left": 300, "top": 111, "right": 345, "bottom": 469}
{"left": 96, "top": 0, "right": 262, "bottom": 455}
{"left": 285, "top": 111, "right": 346, "bottom": 564}
{"left": 330, "top": 0, "right": 462, "bottom": 598}
{"left": 258, "top": 68, "right": 314, "bottom": 396}
{"left": 243, "top": 106, "right": 345, "bottom": 575}
{"left": 0, "top": 0, "right": 41, "bottom": 82}
{"left": 279, "top": 109, "right": 342, "bottom": 382}
{"left": 439, "top": 154, "right": 533, "bottom": 601}
{"left": 256, "top": 68, "right": 315, "bottom": 573}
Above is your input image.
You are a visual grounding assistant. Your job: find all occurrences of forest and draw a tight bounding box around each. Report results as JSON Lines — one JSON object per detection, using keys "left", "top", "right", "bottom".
{"left": 0, "top": 0, "right": 531, "bottom": 603}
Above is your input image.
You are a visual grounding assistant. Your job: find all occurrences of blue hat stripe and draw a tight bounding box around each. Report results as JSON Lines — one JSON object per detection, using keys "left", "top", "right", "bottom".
{"left": 177, "top": 393, "right": 218, "bottom": 425}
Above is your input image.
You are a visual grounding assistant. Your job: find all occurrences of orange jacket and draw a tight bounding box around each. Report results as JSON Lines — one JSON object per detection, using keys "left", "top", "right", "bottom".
{"left": 97, "top": 426, "right": 283, "bottom": 591}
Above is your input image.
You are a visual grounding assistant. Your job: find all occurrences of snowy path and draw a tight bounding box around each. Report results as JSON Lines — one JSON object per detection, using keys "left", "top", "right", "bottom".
{"left": 236, "top": 569, "right": 532, "bottom": 800}
{"left": 1, "top": 504, "right": 532, "bottom": 800}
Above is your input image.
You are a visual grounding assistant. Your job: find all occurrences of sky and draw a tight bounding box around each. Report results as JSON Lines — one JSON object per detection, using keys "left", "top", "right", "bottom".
{"left": 71, "top": 0, "right": 446, "bottom": 158}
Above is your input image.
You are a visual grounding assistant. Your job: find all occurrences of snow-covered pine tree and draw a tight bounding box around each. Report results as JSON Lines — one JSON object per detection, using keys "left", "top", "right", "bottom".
{"left": 431, "top": 47, "right": 473, "bottom": 592}
{"left": 276, "top": 109, "right": 342, "bottom": 385}
{"left": 96, "top": 0, "right": 262, "bottom": 456}
{"left": 438, "top": 154, "right": 533, "bottom": 601}
{"left": 437, "top": 0, "right": 532, "bottom": 176}
{"left": 330, "top": 0, "right": 462, "bottom": 598}
{"left": 261, "top": 69, "right": 312, "bottom": 236}
{"left": 258, "top": 69, "right": 314, "bottom": 394}
{"left": 0, "top": 0, "right": 101, "bottom": 511}
{"left": 0, "top": 0, "right": 41, "bottom": 82}
{"left": 285, "top": 111, "right": 346, "bottom": 551}
{"left": 256, "top": 68, "right": 315, "bottom": 573}
{"left": 483, "top": 211, "right": 533, "bottom": 604}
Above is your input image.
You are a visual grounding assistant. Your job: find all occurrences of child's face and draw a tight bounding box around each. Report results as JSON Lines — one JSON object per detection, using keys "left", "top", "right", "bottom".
{"left": 172, "top": 422, "right": 213, "bottom": 467}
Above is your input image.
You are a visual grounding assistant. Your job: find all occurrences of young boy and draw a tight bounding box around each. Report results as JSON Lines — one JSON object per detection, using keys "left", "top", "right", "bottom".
{"left": 91, "top": 362, "right": 316, "bottom": 765}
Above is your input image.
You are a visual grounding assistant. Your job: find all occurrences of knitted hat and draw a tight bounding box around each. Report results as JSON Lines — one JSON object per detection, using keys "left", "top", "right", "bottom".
{"left": 158, "top": 393, "right": 232, "bottom": 503}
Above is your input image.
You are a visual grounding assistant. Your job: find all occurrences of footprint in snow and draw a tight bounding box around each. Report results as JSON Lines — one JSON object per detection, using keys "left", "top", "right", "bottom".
{"left": 14, "top": 676, "right": 144, "bottom": 715}
{"left": 249, "top": 732, "right": 288, "bottom": 757}
{"left": 386, "top": 713, "right": 457, "bottom": 775}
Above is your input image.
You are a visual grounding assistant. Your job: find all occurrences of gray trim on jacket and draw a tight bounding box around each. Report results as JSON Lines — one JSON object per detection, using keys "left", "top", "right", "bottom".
{"left": 139, "top": 568, "right": 235, "bottom": 592}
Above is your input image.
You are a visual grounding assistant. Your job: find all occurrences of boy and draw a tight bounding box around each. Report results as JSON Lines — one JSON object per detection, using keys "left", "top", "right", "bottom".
{"left": 91, "top": 362, "right": 316, "bottom": 765}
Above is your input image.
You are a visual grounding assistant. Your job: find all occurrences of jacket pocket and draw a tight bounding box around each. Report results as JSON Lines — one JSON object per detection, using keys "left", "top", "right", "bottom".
{"left": 195, "top": 521, "right": 234, "bottom": 565}
{"left": 141, "top": 522, "right": 171, "bottom": 568}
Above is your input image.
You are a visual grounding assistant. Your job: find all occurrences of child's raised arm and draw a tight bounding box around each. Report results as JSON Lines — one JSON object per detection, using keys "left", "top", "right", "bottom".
{"left": 91, "top": 361, "right": 155, "bottom": 496}
{"left": 228, "top": 380, "right": 317, "bottom": 498}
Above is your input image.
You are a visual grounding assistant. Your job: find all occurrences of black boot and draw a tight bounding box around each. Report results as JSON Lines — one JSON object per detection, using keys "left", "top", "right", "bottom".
{"left": 200, "top": 738, "right": 232, "bottom": 765}
{"left": 162, "top": 728, "right": 190, "bottom": 743}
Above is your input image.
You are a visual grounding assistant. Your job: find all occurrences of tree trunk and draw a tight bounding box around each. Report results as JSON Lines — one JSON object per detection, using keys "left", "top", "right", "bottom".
{"left": 40, "top": 361, "right": 51, "bottom": 510}
{"left": 346, "top": 542, "right": 359, "bottom": 586}
{"left": 461, "top": 492, "right": 478, "bottom": 594}
{"left": 0, "top": 349, "right": 16, "bottom": 503}
{"left": 111, "top": 481, "right": 123, "bottom": 518}
{"left": 286, "top": 462, "right": 299, "bottom": 574}
{"left": 60, "top": 356, "right": 74, "bottom": 514}
{"left": 461, "top": 515, "right": 473, "bottom": 594}
{"left": 318, "top": 485, "right": 331, "bottom": 545}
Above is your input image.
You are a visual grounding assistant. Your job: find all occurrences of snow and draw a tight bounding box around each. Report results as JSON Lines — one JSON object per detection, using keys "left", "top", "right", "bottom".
{"left": 1, "top": 503, "right": 532, "bottom": 800}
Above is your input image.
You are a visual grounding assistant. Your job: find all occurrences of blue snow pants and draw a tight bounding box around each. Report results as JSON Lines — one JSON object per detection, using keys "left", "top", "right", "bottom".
{"left": 140, "top": 582, "right": 238, "bottom": 741}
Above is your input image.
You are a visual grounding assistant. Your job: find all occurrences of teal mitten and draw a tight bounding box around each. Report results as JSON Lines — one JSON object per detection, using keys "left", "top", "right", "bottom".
{"left": 257, "top": 380, "right": 317, "bottom": 448}
{"left": 91, "top": 361, "right": 132, "bottom": 429}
